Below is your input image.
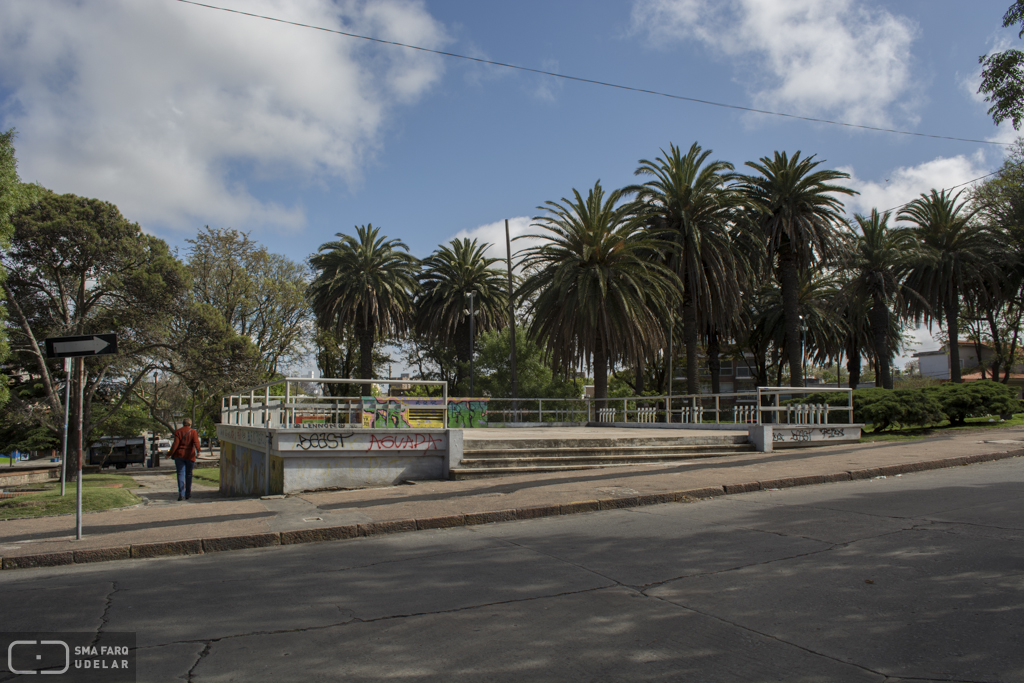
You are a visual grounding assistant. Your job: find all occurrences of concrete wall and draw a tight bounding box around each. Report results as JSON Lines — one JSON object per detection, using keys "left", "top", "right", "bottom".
{"left": 217, "top": 424, "right": 456, "bottom": 495}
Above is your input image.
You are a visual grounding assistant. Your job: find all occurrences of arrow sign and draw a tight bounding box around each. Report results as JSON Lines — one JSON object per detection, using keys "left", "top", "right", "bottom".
{"left": 44, "top": 334, "right": 118, "bottom": 359}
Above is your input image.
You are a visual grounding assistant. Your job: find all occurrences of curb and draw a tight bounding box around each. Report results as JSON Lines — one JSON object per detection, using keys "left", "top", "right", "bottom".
{"left": 2, "top": 449, "right": 1021, "bottom": 571}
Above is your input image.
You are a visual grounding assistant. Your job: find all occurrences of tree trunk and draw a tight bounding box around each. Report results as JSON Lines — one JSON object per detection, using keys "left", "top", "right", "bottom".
{"left": 635, "top": 353, "right": 645, "bottom": 398}
{"left": 356, "top": 323, "right": 374, "bottom": 397}
{"left": 593, "top": 333, "right": 608, "bottom": 408}
{"left": 776, "top": 248, "right": 804, "bottom": 387}
{"left": 946, "top": 302, "right": 962, "bottom": 383}
{"left": 847, "top": 336, "right": 861, "bottom": 390}
{"left": 683, "top": 299, "right": 699, "bottom": 395}
{"left": 868, "top": 300, "right": 891, "bottom": 389}
{"left": 707, "top": 328, "right": 721, "bottom": 395}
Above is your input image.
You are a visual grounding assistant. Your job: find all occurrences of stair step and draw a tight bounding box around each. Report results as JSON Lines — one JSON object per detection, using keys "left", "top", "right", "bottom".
{"left": 464, "top": 435, "right": 747, "bottom": 451}
{"left": 450, "top": 463, "right": 651, "bottom": 480}
{"left": 463, "top": 444, "right": 752, "bottom": 459}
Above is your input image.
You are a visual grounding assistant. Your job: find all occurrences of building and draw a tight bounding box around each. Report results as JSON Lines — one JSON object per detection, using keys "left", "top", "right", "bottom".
{"left": 914, "top": 341, "right": 1024, "bottom": 390}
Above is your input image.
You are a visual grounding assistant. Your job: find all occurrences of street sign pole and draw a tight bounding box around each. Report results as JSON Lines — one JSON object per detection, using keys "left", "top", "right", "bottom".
{"left": 41, "top": 333, "right": 118, "bottom": 540}
{"left": 60, "top": 358, "right": 70, "bottom": 497}
{"left": 75, "top": 356, "right": 84, "bottom": 540}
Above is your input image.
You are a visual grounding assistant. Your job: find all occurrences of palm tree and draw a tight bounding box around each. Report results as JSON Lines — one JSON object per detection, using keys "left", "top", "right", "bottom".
{"left": 307, "top": 224, "right": 419, "bottom": 394}
{"left": 738, "top": 151, "right": 855, "bottom": 387}
{"left": 744, "top": 269, "right": 847, "bottom": 385}
{"left": 627, "top": 142, "right": 750, "bottom": 395}
{"left": 518, "top": 181, "right": 681, "bottom": 402}
{"left": 416, "top": 238, "right": 508, "bottom": 394}
{"left": 841, "top": 210, "right": 921, "bottom": 389}
{"left": 899, "top": 189, "right": 1000, "bottom": 383}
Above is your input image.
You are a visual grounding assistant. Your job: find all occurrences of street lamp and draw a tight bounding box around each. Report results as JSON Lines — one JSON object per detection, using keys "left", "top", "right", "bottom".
{"left": 465, "top": 291, "right": 476, "bottom": 398}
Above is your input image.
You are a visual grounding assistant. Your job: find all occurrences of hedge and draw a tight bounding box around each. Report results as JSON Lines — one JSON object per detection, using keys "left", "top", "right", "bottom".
{"left": 788, "top": 381, "right": 1023, "bottom": 431}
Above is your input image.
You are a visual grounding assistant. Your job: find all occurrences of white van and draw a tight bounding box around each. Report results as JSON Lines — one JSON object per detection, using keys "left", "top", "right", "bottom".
{"left": 156, "top": 439, "right": 172, "bottom": 454}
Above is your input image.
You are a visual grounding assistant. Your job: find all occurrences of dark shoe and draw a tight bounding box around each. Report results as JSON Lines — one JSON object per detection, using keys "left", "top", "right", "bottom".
{"left": 178, "top": 495, "right": 184, "bottom": 501}
{"left": 185, "top": 495, "right": 191, "bottom": 500}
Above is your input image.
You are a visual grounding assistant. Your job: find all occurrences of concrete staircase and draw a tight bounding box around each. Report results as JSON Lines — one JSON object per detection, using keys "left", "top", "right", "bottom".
{"left": 451, "top": 432, "right": 754, "bottom": 479}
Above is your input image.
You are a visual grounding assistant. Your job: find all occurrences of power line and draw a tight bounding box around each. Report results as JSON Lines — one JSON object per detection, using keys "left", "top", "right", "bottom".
{"left": 881, "top": 164, "right": 1018, "bottom": 215}
{"left": 177, "top": 0, "right": 1009, "bottom": 149}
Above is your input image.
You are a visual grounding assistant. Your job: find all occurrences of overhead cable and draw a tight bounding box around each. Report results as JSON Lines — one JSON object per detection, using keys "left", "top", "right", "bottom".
{"left": 176, "top": 0, "right": 1009, "bottom": 149}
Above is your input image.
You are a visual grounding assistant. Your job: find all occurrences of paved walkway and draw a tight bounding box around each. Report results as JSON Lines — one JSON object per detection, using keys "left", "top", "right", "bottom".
{"left": 2, "top": 427, "right": 1023, "bottom": 570}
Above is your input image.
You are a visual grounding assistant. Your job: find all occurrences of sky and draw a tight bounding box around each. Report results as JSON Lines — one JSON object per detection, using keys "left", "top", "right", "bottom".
{"left": 1, "top": 0, "right": 1020, "bottom": 372}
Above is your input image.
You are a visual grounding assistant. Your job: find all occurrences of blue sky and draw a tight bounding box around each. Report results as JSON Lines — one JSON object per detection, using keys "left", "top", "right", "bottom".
{"left": 1, "top": 0, "right": 1020, "bottom": 367}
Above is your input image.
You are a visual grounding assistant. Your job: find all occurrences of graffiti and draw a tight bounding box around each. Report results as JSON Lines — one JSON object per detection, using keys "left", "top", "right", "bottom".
{"left": 772, "top": 431, "right": 785, "bottom": 442}
{"left": 819, "top": 428, "right": 845, "bottom": 439}
{"left": 448, "top": 398, "right": 488, "bottom": 428}
{"left": 368, "top": 433, "right": 445, "bottom": 451}
{"left": 789, "top": 429, "right": 812, "bottom": 442}
{"left": 296, "top": 432, "right": 355, "bottom": 450}
{"left": 375, "top": 400, "right": 412, "bottom": 429}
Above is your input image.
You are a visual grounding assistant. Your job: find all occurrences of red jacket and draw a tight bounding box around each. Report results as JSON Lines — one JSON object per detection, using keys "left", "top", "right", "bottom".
{"left": 170, "top": 426, "right": 201, "bottom": 462}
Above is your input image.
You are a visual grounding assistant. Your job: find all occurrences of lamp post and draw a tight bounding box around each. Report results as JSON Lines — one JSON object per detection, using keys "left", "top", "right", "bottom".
{"left": 466, "top": 291, "right": 476, "bottom": 398}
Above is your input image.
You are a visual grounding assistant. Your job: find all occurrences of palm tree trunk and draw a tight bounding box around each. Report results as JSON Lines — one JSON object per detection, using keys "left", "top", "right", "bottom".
{"left": 683, "top": 299, "right": 699, "bottom": 394}
{"left": 635, "top": 353, "right": 645, "bottom": 397}
{"left": 357, "top": 323, "right": 374, "bottom": 397}
{"left": 869, "top": 300, "right": 891, "bottom": 389}
{"left": 593, "top": 333, "right": 608, "bottom": 406}
{"left": 707, "top": 328, "right": 721, "bottom": 395}
{"left": 777, "top": 248, "right": 804, "bottom": 387}
{"left": 946, "top": 302, "right": 961, "bottom": 383}
{"left": 847, "top": 336, "right": 861, "bottom": 390}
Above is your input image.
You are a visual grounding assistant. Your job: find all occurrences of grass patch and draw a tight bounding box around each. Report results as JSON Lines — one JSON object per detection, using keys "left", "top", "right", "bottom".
{"left": 0, "top": 474, "right": 142, "bottom": 520}
{"left": 165, "top": 468, "right": 219, "bottom": 487}
{"left": 192, "top": 468, "right": 220, "bottom": 486}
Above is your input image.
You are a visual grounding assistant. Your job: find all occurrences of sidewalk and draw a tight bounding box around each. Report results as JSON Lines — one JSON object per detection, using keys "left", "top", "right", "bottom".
{"left": 2, "top": 427, "right": 1023, "bottom": 570}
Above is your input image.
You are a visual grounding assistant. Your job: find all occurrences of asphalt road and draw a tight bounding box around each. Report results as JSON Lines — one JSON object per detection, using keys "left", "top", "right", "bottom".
{"left": 2, "top": 458, "right": 1023, "bottom": 682}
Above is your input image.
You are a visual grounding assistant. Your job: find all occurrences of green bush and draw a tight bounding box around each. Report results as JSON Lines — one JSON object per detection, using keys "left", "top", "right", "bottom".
{"left": 855, "top": 388, "right": 944, "bottom": 431}
{"left": 787, "top": 381, "right": 1021, "bottom": 431}
{"left": 924, "top": 380, "right": 1024, "bottom": 426}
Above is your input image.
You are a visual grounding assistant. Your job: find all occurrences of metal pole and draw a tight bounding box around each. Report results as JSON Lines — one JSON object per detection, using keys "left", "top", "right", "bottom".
{"left": 75, "top": 356, "right": 84, "bottom": 540}
{"left": 60, "top": 358, "right": 70, "bottom": 496}
{"left": 505, "top": 219, "right": 518, "bottom": 419}
{"left": 468, "top": 291, "right": 476, "bottom": 398}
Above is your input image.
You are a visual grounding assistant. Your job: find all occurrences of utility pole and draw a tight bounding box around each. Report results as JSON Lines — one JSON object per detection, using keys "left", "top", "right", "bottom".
{"left": 505, "top": 219, "right": 517, "bottom": 419}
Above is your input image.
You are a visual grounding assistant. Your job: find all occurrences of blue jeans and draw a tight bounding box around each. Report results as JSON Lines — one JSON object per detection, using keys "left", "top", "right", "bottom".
{"left": 174, "top": 458, "right": 194, "bottom": 498}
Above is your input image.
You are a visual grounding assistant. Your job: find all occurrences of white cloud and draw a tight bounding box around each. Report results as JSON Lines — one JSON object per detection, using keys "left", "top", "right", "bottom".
{"left": 840, "top": 153, "right": 990, "bottom": 219}
{"left": 630, "top": 0, "right": 919, "bottom": 127}
{"left": 0, "top": 0, "right": 447, "bottom": 232}
{"left": 449, "top": 216, "right": 538, "bottom": 271}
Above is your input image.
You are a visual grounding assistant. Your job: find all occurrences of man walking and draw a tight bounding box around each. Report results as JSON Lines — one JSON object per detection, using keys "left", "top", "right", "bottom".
{"left": 170, "top": 418, "right": 201, "bottom": 501}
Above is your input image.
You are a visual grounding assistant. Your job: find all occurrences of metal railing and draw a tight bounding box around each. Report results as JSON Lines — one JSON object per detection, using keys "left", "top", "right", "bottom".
{"left": 220, "top": 378, "right": 448, "bottom": 429}
{"left": 218, "top": 381, "right": 853, "bottom": 430}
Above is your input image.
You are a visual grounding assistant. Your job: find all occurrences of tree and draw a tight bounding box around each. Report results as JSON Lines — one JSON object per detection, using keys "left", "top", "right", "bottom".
{"left": 308, "top": 225, "right": 419, "bottom": 395}
{"left": 0, "top": 129, "right": 28, "bottom": 410}
{"left": 900, "top": 189, "right": 1000, "bottom": 383}
{"left": 518, "top": 181, "right": 680, "bottom": 402}
{"left": 967, "top": 138, "right": 1024, "bottom": 381}
{"left": 416, "top": 238, "right": 508, "bottom": 395}
{"left": 475, "top": 325, "right": 584, "bottom": 399}
{"left": 738, "top": 151, "right": 855, "bottom": 387}
{"left": 627, "top": 142, "right": 750, "bottom": 395}
{"left": 978, "top": 1, "right": 1024, "bottom": 129}
{"left": 841, "top": 210, "right": 920, "bottom": 389}
{"left": 187, "top": 227, "right": 311, "bottom": 377}
{"left": 1, "top": 190, "right": 189, "bottom": 477}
